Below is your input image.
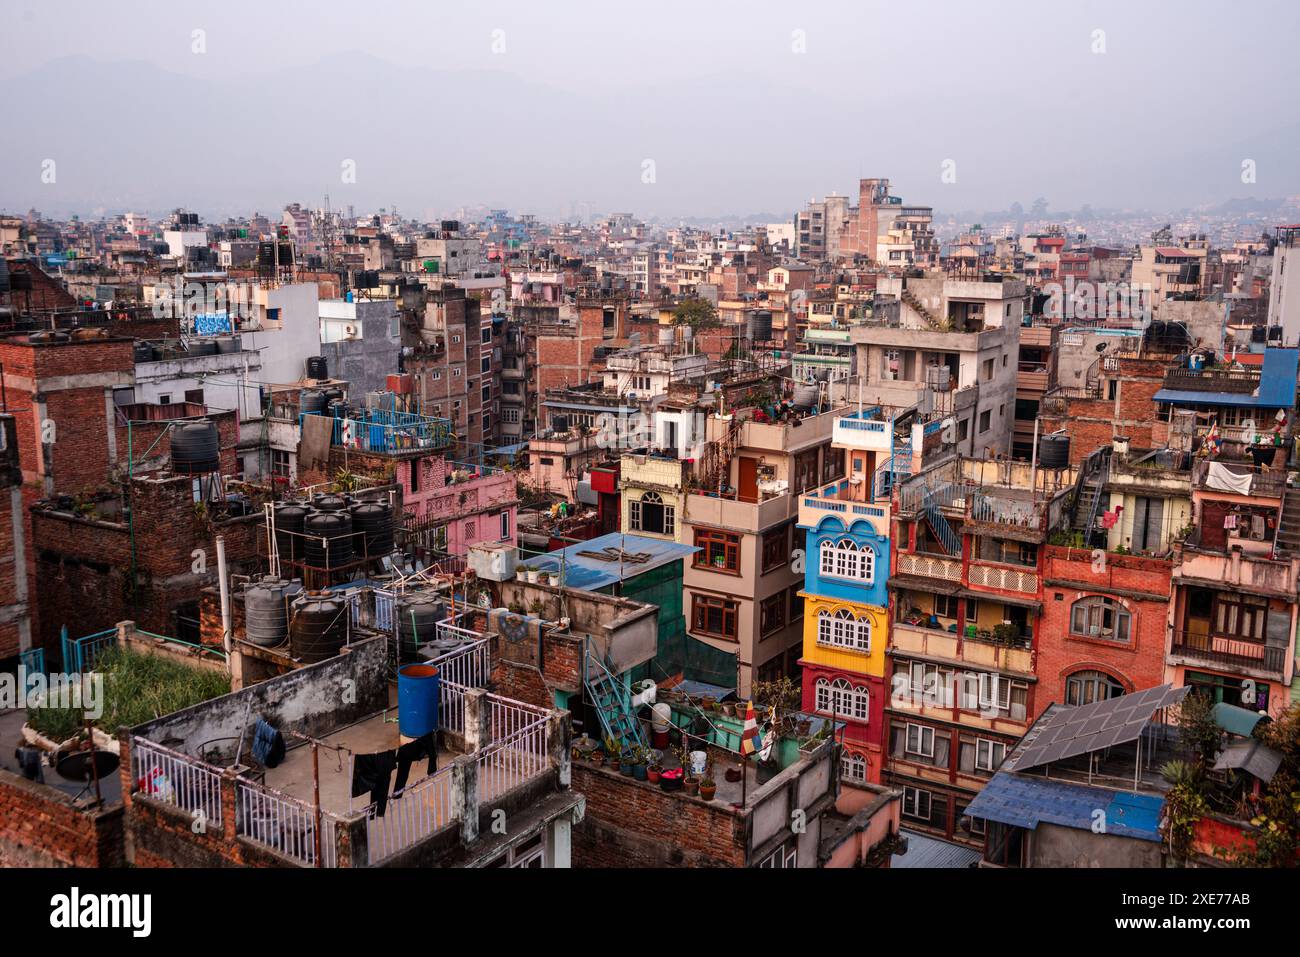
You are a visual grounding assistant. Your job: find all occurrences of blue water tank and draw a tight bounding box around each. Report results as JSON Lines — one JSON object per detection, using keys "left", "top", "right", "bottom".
{"left": 345, "top": 290, "right": 354, "bottom": 303}
{"left": 397, "top": 664, "right": 441, "bottom": 738}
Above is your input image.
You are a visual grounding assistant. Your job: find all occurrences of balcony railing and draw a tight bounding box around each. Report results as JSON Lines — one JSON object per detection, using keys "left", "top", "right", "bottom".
{"left": 967, "top": 562, "right": 1039, "bottom": 595}
{"left": 1169, "top": 630, "right": 1286, "bottom": 676}
{"left": 1192, "top": 459, "right": 1286, "bottom": 498}
{"left": 1163, "top": 367, "right": 1261, "bottom": 394}
{"left": 896, "top": 551, "right": 962, "bottom": 583}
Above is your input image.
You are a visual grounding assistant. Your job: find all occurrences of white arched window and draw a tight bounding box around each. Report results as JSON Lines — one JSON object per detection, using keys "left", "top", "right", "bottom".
{"left": 1069, "top": 597, "right": 1131, "bottom": 642}
{"left": 815, "top": 676, "right": 870, "bottom": 721}
{"left": 841, "top": 750, "right": 867, "bottom": 783}
{"left": 630, "top": 490, "right": 675, "bottom": 536}
{"left": 820, "top": 537, "right": 874, "bottom": 583}
{"left": 817, "top": 608, "right": 871, "bottom": 652}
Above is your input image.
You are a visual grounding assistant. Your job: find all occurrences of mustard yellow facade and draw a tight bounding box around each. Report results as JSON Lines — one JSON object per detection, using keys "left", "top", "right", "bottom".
{"left": 800, "top": 595, "right": 890, "bottom": 678}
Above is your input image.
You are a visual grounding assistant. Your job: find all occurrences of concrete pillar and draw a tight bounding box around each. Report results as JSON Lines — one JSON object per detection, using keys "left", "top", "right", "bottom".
{"left": 549, "top": 708, "right": 571, "bottom": 789}
{"left": 452, "top": 755, "right": 479, "bottom": 845}
{"left": 463, "top": 688, "right": 491, "bottom": 752}
{"left": 546, "top": 816, "right": 572, "bottom": 868}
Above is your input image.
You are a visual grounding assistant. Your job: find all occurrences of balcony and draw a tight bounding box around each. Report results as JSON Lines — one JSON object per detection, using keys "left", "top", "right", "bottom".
{"left": 798, "top": 478, "right": 891, "bottom": 533}
{"left": 832, "top": 408, "right": 893, "bottom": 452}
{"left": 1192, "top": 459, "right": 1286, "bottom": 498}
{"left": 890, "top": 621, "right": 1035, "bottom": 679}
{"left": 1169, "top": 630, "right": 1287, "bottom": 679}
{"left": 302, "top": 408, "right": 453, "bottom": 456}
{"left": 967, "top": 562, "right": 1039, "bottom": 595}
{"left": 895, "top": 551, "right": 962, "bottom": 584}
{"left": 737, "top": 406, "right": 838, "bottom": 455}
{"left": 1175, "top": 550, "right": 1300, "bottom": 599}
{"left": 1163, "top": 367, "right": 1261, "bottom": 394}
{"left": 685, "top": 487, "right": 798, "bottom": 534}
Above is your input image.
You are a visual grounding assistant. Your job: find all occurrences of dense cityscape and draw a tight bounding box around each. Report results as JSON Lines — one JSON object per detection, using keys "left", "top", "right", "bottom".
{"left": 0, "top": 1, "right": 1295, "bottom": 940}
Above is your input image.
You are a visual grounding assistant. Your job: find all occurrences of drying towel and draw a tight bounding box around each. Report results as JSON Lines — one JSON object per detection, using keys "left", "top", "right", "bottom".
{"left": 251, "top": 718, "right": 286, "bottom": 769}
{"left": 1205, "top": 461, "right": 1254, "bottom": 496}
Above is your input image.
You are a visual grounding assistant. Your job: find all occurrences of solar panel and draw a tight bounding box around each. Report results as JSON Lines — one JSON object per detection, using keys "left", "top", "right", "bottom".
{"left": 1013, "top": 684, "right": 1188, "bottom": 772}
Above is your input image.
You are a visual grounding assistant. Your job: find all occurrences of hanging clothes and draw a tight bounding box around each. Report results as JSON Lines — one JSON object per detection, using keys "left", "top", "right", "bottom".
{"left": 351, "top": 751, "right": 397, "bottom": 816}
{"left": 251, "top": 718, "right": 286, "bottom": 769}
{"left": 392, "top": 733, "right": 437, "bottom": 797}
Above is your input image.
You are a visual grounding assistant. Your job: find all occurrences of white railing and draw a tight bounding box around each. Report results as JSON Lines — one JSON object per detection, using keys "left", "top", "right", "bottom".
{"left": 488, "top": 693, "right": 550, "bottom": 741}
{"left": 365, "top": 765, "right": 457, "bottom": 866}
{"left": 426, "top": 637, "right": 490, "bottom": 733}
{"left": 477, "top": 715, "right": 549, "bottom": 806}
{"left": 130, "top": 737, "right": 223, "bottom": 828}
{"left": 897, "top": 552, "right": 962, "bottom": 582}
{"left": 236, "top": 778, "right": 340, "bottom": 868}
{"left": 967, "top": 563, "right": 1039, "bottom": 594}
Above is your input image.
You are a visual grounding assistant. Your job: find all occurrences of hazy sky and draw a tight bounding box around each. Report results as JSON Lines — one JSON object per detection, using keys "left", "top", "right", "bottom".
{"left": 3, "top": 0, "right": 1298, "bottom": 221}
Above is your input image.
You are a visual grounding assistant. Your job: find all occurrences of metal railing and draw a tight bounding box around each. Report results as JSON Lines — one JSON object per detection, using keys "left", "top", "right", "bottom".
{"left": 236, "top": 778, "right": 341, "bottom": 868}
{"left": 1169, "top": 631, "right": 1286, "bottom": 674}
{"left": 364, "top": 765, "right": 456, "bottom": 866}
{"left": 62, "top": 628, "right": 116, "bottom": 673}
{"left": 477, "top": 709, "right": 550, "bottom": 807}
{"left": 130, "top": 737, "right": 223, "bottom": 828}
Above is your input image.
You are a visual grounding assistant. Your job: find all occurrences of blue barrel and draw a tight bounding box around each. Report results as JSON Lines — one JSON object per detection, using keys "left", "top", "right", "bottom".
{"left": 397, "top": 664, "right": 440, "bottom": 738}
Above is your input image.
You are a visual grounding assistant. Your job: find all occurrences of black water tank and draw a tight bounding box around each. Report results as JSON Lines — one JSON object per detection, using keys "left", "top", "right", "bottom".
{"left": 289, "top": 595, "right": 347, "bottom": 663}
{"left": 351, "top": 501, "right": 394, "bottom": 558}
{"left": 396, "top": 596, "right": 445, "bottom": 655}
{"left": 750, "top": 310, "right": 773, "bottom": 342}
{"left": 311, "top": 493, "right": 349, "bottom": 512}
{"left": 274, "top": 502, "right": 310, "bottom": 564}
{"left": 304, "top": 511, "right": 353, "bottom": 569}
{"left": 171, "top": 420, "right": 220, "bottom": 473}
{"left": 133, "top": 341, "right": 155, "bottom": 363}
{"left": 1038, "top": 433, "right": 1071, "bottom": 470}
{"left": 27, "top": 331, "right": 70, "bottom": 344}
{"left": 299, "top": 390, "right": 327, "bottom": 415}
{"left": 188, "top": 339, "right": 219, "bottom": 357}
{"left": 306, "top": 356, "right": 328, "bottom": 380}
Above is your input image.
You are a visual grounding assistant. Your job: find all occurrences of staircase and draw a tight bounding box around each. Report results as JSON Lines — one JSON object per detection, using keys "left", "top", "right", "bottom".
{"left": 901, "top": 288, "right": 944, "bottom": 331}
{"left": 922, "top": 484, "right": 961, "bottom": 556}
{"left": 1071, "top": 448, "right": 1111, "bottom": 546}
{"left": 584, "top": 648, "right": 647, "bottom": 751}
{"left": 874, "top": 440, "right": 913, "bottom": 499}
{"left": 1276, "top": 484, "right": 1300, "bottom": 557}
{"left": 696, "top": 415, "right": 744, "bottom": 494}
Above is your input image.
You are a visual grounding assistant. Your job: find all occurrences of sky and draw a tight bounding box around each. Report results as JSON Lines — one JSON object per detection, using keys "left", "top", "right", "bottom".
{"left": 2, "top": 0, "right": 1298, "bottom": 222}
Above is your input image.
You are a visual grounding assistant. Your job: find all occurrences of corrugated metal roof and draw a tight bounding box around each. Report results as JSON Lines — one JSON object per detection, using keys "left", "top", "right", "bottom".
{"left": 891, "top": 830, "right": 981, "bottom": 868}
{"left": 529, "top": 532, "right": 699, "bottom": 591}
{"left": 1154, "top": 347, "right": 1298, "bottom": 409}
{"left": 965, "top": 772, "right": 1164, "bottom": 842}
{"left": 1212, "top": 701, "right": 1268, "bottom": 737}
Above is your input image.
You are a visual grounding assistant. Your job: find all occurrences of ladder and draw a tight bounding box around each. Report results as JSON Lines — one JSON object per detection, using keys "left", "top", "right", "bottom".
{"left": 583, "top": 646, "right": 647, "bottom": 751}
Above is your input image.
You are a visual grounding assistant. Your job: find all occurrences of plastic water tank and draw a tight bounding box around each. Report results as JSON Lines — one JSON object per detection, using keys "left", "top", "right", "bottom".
{"left": 306, "top": 356, "right": 328, "bottom": 380}
{"left": 274, "top": 502, "right": 310, "bottom": 564}
{"left": 351, "top": 501, "right": 394, "bottom": 558}
{"left": 244, "top": 578, "right": 302, "bottom": 647}
{"left": 299, "top": 390, "right": 327, "bottom": 415}
{"left": 289, "top": 594, "right": 347, "bottom": 663}
{"left": 311, "top": 493, "right": 349, "bottom": 512}
{"left": 304, "top": 511, "right": 354, "bottom": 569}
{"left": 396, "top": 596, "right": 445, "bottom": 655}
{"left": 171, "top": 420, "right": 220, "bottom": 473}
{"left": 1037, "top": 433, "right": 1071, "bottom": 470}
{"left": 750, "top": 310, "right": 773, "bottom": 342}
{"left": 397, "top": 664, "right": 441, "bottom": 738}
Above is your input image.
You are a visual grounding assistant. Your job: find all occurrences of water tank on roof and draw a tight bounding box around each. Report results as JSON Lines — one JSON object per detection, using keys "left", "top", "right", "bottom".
{"left": 216, "top": 335, "right": 242, "bottom": 354}
{"left": 304, "top": 510, "right": 353, "bottom": 569}
{"left": 311, "top": 493, "right": 349, "bottom": 512}
{"left": 171, "top": 420, "right": 220, "bottom": 473}
{"left": 289, "top": 594, "right": 347, "bottom": 663}
{"left": 244, "top": 578, "right": 302, "bottom": 648}
{"left": 299, "top": 390, "right": 327, "bottom": 415}
{"left": 133, "top": 341, "right": 156, "bottom": 364}
{"left": 750, "top": 310, "right": 773, "bottom": 342}
{"left": 1038, "top": 433, "right": 1071, "bottom": 470}
{"left": 27, "top": 331, "right": 70, "bottom": 344}
{"left": 274, "top": 502, "right": 310, "bottom": 564}
{"left": 306, "top": 356, "right": 328, "bottom": 380}
{"left": 396, "top": 596, "right": 446, "bottom": 657}
{"left": 351, "top": 501, "right": 394, "bottom": 558}
{"left": 187, "top": 340, "right": 219, "bottom": 357}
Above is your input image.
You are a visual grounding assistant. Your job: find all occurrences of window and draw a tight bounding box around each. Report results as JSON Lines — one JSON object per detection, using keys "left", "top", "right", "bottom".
{"left": 902, "top": 787, "right": 932, "bottom": 821}
{"left": 481, "top": 326, "right": 492, "bottom": 344}
{"left": 481, "top": 355, "right": 491, "bottom": 374}
{"left": 482, "top": 413, "right": 491, "bottom": 431}
{"left": 757, "top": 843, "right": 797, "bottom": 868}
{"left": 978, "top": 409, "right": 991, "bottom": 434}
{"left": 905, "top": 723, "right": 935, "bottom": 758}
{"left": 499, "top": 511, "right": 510, "bottom": 540}
{"left": 691, "top": 594, "right": 738, "bottom": 640}
{"left": 978, "top": 673, "right": 1010, "bottom": 711}
{"left": 816, "top": 608, "right": 871, "bottom": 652}
{"left": 1069, "top": 597, "right": 1131, "bottom": 642}
{"left": 762, "top": 524, "right": 791, "bottom": 573}
{"left": 453, "top": 367, "right": 462, "bottom": 377}
{"left": 184, "top": 388, "right": 204, "bottom": 405}
{"left": 1066, "top": 670, "right": 1124, "bottom": 706}
{"left": 820, "top": 538, "right": 873, "bottom": 582}
{"left": 975, "top": 738, "right": 1007, "bottom": 772}
{"left": 760, "top": 594, "right": 786, "bottom": 637}
{"left": 841, "top": 751, "right": 867, "bottom": 783}
{"left": 503, "top": 408, "right": 521, "bottom": 424}
{"left": 694, "top": 528, "right": 740, "bottom": 573}
{"left": 1212, "top": 593, "right": 1267, "bottom": 642}
{"left": 409, "top": 462, "right": 421, "bottom": 493}
{"left": 270, "top": 449, "right": 291, "bottom": 479}
{"left": 788, "top": 585, "right": 804, "bottom": 622}
{"left": 630, "top": 492, "right": 675, "bottom": 536}
{"left": 814, "top": 677, "right": 869, "bottom": 720}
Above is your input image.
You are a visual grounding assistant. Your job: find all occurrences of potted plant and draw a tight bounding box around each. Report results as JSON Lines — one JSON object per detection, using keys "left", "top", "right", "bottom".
{"left": 590, "top": 748, "right": 606, "bottom": 767}
{"left": 699, "top": 778, "right": 717, "bottom": 801}
{"left": 604, "top": 736, "right": 622, "bottom": 772}
{"left": 684, "top": 775, "right": 700, "bottom": 795}
{"left": 537, "top": 571, "right": 551, "bottom": 586}
{"left": 658, "top": 766, "right": 682, "bottom": 791}
{"left": 646, "top": 763, "right": 663, "bottom": 783}
{"left": 992, "top": 622, "right": 1020, "bottom": 646}
{"left": 632, "top": 747, "right": 649, "bottom": 781}
{"left": 721, "top": 702, "right": 735, "bottom": 717}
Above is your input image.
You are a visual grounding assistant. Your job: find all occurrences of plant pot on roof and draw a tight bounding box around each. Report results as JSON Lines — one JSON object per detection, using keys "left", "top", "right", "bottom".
{"left": 658, "top": 767, "right": 682, "bottom": 791}
{"left": 646, "top": 764, "right": 663, "bottom": 783}
{"left": 699, "top": 779, "right": 717, "bottom": 801}
{"left": 683, "top": 776, "right": 700, "bottom": 796}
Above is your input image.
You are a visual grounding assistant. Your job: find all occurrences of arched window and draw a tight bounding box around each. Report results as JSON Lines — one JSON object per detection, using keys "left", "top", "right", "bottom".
{"left": 630, "top": 491, "right": 675, "bottom": 536}
{"left": 1069, "top": 596, "right": 1131, "bottom": 642}
{"left": 815, "top": 676, "right": 870, "bottom": 721}
{"left": 817, "top": 608, "right": 871, "bottom": 652}
{"left": 841, "top": 750, "right": 867, "bottom": 783}
{"left": 820, "top": 537, "right": 874, "bottom": 583}
{"left": 1065, "top": 670, "right": 1124, "bottom": 706}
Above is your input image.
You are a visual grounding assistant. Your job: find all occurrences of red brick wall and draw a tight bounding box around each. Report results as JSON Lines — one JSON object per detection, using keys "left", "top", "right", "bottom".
{"left": 1035, "top": 545, "right": 1173, "bottom": 716}
{"left": 0, "top": 770, "right": 125, "bottom": 867}
{"left": 571, "top": 763, "right": 746, "bottom": 867}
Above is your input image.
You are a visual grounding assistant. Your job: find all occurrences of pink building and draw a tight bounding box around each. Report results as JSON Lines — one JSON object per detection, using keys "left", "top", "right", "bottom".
{"left": 394, "top": 454, "right": 519, "bottom": 556}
